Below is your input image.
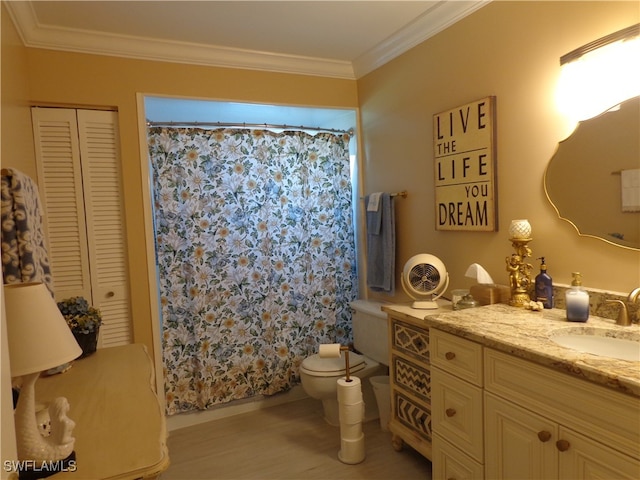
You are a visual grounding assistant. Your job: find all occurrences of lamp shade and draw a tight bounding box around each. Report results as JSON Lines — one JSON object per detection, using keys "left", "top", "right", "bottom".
{"left": 4, "top": 282, "right": 82, "bottom": 377}
{"left": 508, "top": 219, "right": 532, "bottom": 239}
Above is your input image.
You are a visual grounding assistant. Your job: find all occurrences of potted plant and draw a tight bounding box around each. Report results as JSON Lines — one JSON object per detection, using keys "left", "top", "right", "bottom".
{"left": 57, "top": 296, "right": 102, "bottom": 358}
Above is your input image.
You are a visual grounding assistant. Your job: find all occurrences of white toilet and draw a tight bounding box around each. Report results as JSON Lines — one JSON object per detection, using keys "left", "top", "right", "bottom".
{"left": 299, "top": 299, "right": 389, "bottom": 426}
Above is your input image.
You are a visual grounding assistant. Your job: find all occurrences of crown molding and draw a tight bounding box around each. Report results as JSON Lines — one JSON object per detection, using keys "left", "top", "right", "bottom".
{"left": 353, "top": 0, "right": 490, "bottom": 78}
{"left": 4, "top": 1, "right": 355, "bottom": 79}
{"left": 6, "top": 1, "right": 489, "bottom": 80}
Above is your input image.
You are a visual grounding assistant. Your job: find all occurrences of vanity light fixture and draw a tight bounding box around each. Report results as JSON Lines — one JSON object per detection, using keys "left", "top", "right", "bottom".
{"left": 556, "top": 23, "right": 640, "bottom": 122}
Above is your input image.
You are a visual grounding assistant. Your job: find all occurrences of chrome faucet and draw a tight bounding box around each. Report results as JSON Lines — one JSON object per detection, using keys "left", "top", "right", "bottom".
{"left": 607, "top": 288, "right": 640, "bottom": 326}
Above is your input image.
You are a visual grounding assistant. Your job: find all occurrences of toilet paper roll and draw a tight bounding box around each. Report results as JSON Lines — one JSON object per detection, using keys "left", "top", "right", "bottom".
{"left": 338, "top": 390, "right": 363, "bottom": 406}
{"left": 339, "top": 421, "right": 362, "bottom": 440}
{"left": 337, "top": 376, "right": 362, "bottom": 404}
{"left": 338, "top": 434, "right": 365, "bottom": 465}
{"left": 339, "top": 401, "right": 364, "bottom": 425}
{"left": 319, "top": 343, "right": 341, "bottom": 358}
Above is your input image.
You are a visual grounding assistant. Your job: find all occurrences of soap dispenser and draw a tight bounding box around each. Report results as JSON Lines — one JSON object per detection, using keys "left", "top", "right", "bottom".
{"left": 534, "top": 257, "right": 553, "bottom": 309}
{"left": 565, "top": 272, "right": 589, "bottom": 322}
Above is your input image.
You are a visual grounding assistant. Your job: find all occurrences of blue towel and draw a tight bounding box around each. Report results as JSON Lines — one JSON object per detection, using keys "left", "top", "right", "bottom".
{"left": 366, "top": 193, "right": 395, "bottom": 294}
{"left": 366, "top": 192, "right": 382, "bottom": 234}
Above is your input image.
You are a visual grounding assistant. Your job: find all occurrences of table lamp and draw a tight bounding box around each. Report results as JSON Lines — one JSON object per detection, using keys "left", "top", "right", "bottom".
{"left": 4, "top": 282, "right": 82, "bottom": 463}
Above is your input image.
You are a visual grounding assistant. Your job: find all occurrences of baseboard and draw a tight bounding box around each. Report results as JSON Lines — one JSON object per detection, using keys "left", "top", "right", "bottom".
{"left": 166, "top": 385, "right": 309, "bottom": 432}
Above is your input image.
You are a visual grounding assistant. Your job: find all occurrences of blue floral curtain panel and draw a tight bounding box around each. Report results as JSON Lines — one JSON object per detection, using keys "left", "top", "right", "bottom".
{"left": 147, "top": 127, "right": 357, "bottom": 415}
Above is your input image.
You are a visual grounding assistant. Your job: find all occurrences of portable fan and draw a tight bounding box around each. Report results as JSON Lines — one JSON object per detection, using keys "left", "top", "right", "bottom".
{"left": 401, "top": 254, "right": 449, "bottom": 309}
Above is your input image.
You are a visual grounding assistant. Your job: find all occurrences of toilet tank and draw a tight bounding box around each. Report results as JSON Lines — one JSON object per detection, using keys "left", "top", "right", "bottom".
{"left": 350, "top": 299, "right": 389, "bottom": 366}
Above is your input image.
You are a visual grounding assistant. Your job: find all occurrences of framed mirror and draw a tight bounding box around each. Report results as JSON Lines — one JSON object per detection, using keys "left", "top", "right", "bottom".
{"left": 544, "top": 96, "right": 639, "bottom": 250}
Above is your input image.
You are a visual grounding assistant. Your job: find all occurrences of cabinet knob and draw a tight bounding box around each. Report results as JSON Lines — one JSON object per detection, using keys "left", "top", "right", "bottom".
{"left": 445, "top": 408, "right": 456, "bottom": 417}
{"left": 556, "top": 439, "right": 570, "bottom": 452}
{"left": 445, "top": 351, "right": 456, "bottom": 360}
{"left": 106, "top": 291, "right": 115, "bottom": 298}
{"left": 537, "top": 430, "right": 552, "bottom": 442}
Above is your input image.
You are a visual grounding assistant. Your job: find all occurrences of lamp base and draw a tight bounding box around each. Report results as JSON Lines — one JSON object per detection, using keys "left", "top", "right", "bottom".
{"left": 14, "top": 373, "right": 76, "bottom": 463}
{"left": 17, "top": 451, "right": 76, "bottom": 480}
{"left": 510, "top": 292, "right": 532, "bottom": 308}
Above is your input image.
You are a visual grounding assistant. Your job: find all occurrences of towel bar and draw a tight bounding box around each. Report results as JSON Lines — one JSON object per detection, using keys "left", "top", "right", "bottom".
{"left": 360, "top": 190, "right": 407, "bottom": 200}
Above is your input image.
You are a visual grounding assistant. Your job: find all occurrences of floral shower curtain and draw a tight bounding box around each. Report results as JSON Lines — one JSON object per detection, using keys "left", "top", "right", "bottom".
{"left": 148, "top": 127, "right": 357, "bottom": 415}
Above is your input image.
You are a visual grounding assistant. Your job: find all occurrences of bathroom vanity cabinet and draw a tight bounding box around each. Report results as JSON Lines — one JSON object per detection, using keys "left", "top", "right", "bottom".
{"left": 483, "top": 346, "right": 639, "bottom": 479}
{"left": 431, "top": 328, "right": 639, "bottom": 479}
{"left": 430, "top": 329, "right": 484, "bottom": 477}
{"left": 384, "top": 303, "right": 640, "bottom": 480}
{"left": 383, "top": 305, "right": 442, "bottom": 460}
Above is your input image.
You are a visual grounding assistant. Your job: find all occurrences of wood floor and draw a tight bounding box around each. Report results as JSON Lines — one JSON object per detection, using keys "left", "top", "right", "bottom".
{"left": 161, "top": 396, "right": 432, "bottom": 480}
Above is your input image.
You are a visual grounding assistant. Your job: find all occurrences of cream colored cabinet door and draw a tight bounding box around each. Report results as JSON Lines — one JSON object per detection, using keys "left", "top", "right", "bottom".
{"left": 486, "top": 391, "right": 640, "bottom": 480}
{"left": 485, "top": 392, "right": 558, "bottom": 480}
{"left": 433, "top": 434, "right": 484, "bottom": 480}
{"left": 558, "top": 427, "right": 640, "bottom": 480}
{"left": 32, "top": 107, "right": 132, "bottom": 347}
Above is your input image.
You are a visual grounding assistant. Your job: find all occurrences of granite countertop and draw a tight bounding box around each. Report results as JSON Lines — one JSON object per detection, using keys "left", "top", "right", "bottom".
{"left": 383, "top": 302, "right": 640, "bottom": 397}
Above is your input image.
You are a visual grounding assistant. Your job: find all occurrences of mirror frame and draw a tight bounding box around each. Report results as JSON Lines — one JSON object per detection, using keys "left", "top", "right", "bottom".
{"left": 544, "top": 96, "right": 640, "bottom": 251}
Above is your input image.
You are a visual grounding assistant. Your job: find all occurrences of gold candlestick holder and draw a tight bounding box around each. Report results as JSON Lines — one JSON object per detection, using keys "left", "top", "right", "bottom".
{"left": 506, "top": 237, "right": 533, "bottom": 308}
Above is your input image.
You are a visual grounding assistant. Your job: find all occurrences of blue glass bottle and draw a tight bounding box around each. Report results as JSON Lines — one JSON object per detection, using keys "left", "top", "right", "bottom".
{"left": 534, "top": 257, "right": 553, "bottom": 309}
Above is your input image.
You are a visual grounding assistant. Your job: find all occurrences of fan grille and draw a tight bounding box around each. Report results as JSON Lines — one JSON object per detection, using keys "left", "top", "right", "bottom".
{"left": 408, "top": 264, "right": 441, "bottom": 293}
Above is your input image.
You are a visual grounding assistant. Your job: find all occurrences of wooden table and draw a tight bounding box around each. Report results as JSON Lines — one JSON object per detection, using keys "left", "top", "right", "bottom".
{"left": 35, "top": 344, "right": 169, "bottom": 479}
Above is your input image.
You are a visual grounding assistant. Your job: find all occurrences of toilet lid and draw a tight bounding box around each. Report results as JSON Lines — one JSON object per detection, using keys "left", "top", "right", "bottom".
{"left": 301, "top": 351, "right": 366, "bottom": 376}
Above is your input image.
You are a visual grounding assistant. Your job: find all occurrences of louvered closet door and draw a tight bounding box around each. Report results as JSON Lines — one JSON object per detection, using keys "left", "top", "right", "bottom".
{"left": 32, "top": 107, "right": 132, "bottom": 347}
{"left": 32, "top": 108, "right": 92, "bottom": 301}
{"left": 76, "top": 110, "right": 131, "bottom": 346}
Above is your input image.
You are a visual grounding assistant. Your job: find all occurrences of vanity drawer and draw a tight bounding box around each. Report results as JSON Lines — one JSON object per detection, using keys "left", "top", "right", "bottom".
{"left": 431, "top": 328, "right": 483, "bottom": 387}
{"left": 394, "top": 391, "right": 432, "bottom": 442}
{"left": 393, "top": 355, "right": 430, "bottom": 401}
{"left": 391, "top": 319, "right": 430, "bottom": 362}
{"left": 431, "top": 366, "right": 484, "bottom": 463}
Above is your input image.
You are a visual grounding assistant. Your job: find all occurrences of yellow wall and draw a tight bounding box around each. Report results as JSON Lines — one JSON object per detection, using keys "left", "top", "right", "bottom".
{"left": 358, "top": 0, "right": 640, "bottom": 302}
{"left": 1, "top": 4, "right": 26, "bottom": 469}
{"left": 1, "top": 3, "right": 35, "bottom": 174}
{"left": 2, "top": 1, "right": 640, "bottom": 361}
{"left": 1, "top": 2, "right": 359, "bottom": 358}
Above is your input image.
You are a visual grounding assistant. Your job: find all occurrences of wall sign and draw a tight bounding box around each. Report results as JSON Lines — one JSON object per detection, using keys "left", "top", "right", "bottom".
{"left": 433, "top": 96, "right": 497, "bottom": 231}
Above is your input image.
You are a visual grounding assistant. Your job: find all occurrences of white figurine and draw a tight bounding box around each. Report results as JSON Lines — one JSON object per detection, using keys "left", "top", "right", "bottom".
{"left": 48, "top": 397, "right": 76, "bottom": 458}
{"left": 14, "top": 372, "right": 77, "bottom": 463}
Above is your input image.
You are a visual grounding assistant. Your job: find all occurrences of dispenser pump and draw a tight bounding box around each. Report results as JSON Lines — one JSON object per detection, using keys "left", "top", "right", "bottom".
{"left": 571, "top": 272, "right": 582, "bottom": 286}
{"left": 539, "top": 257, "right": 547, "bottom": 271}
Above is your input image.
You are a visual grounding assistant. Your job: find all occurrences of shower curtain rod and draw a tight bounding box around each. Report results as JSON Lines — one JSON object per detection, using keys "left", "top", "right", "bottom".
{"left": 146, "top": 120, "right": 354, "bottom": 136}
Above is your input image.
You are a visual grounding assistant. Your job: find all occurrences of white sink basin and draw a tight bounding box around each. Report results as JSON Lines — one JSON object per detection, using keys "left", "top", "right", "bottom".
{"left": 552, "top": 328, "right": 640, "bottom": 361}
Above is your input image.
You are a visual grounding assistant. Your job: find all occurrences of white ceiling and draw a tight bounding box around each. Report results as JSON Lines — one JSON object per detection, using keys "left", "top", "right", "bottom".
{"left": 6, "top": 1, "right": 488, "bottom": 79}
